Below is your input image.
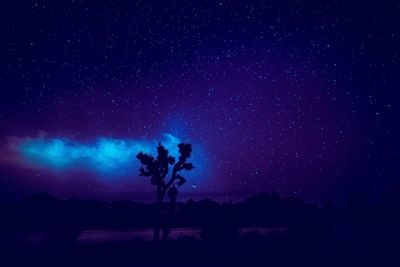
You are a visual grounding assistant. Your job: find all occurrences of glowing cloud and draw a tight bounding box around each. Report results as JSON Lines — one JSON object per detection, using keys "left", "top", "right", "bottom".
{"left": 1, "top": 133, "right": 204, "bottom": 179}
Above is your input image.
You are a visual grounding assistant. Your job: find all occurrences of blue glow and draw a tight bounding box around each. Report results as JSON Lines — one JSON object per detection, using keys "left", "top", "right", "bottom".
{"left": 16, "top": 134, "right": 205, "bottom": 181}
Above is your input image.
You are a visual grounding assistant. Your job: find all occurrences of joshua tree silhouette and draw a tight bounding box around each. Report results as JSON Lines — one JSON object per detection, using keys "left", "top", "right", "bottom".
{"left": 136, "top": 142, "right": 194, "bottom": 240}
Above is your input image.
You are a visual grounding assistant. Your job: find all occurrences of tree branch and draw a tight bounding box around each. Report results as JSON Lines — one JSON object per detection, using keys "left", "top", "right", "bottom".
{"left": 162, "top": 161, "right": 182, "bottom": 195}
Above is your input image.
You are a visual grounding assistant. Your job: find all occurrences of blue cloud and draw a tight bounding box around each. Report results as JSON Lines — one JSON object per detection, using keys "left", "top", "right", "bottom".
{"left": 0, "top": 133, "right": 209, "bottom": 192}
{"left": 14, "top": 134, "right": 196, "bottom": 175}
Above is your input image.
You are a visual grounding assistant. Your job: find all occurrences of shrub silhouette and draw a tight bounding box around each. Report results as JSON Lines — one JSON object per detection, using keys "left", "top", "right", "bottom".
{"left": 136, "top": 142, "right": 194, "bottom": 240}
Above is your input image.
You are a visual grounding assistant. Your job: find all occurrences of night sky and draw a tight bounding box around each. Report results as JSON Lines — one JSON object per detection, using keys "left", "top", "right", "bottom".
{"left": 0, "top": 0, "right": 399, "bottom": 203}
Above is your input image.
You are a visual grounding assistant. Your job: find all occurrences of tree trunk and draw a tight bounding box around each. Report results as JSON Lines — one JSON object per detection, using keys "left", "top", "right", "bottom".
{"left": 153, "top": 186, "right": 163, "bottom": 241}
{"left": 153, "top": 223, "right": 161, "bottom": 241}
{"left": 162, "top": 199, "right": 175, "bottom": 241}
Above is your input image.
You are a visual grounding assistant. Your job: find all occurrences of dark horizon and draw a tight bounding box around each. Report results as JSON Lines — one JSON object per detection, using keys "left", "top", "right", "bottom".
{"left": 0, "top": 184, "right": 396, "bottom": 207}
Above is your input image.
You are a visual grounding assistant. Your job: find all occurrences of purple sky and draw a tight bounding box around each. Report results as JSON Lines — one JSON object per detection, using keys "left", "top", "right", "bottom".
{"left": 0, "top": 1, "right": 399, "bottom": 203}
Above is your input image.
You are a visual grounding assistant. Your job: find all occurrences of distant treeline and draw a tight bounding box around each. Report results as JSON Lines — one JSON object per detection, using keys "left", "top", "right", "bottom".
{"left": 1, "top": 187, "right": 400, "bottom": 233}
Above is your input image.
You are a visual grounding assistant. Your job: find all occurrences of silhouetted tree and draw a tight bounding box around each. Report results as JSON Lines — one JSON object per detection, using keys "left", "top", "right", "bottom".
{"left": 136, "top": 142, "right": 194, "bottom": 240}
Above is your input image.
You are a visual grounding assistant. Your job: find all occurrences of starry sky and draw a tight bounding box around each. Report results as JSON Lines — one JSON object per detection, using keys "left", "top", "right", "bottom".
{"left": 0, "top": 0, "right": 399, "bottom": 203}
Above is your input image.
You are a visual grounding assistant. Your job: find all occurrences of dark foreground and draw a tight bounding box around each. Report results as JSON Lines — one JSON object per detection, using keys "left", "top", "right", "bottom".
{"left": 2, "top": 233, "right": 399, "bottom": 267}
{"left": 2, "top": 190, "right": 400, "bottom": 266}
